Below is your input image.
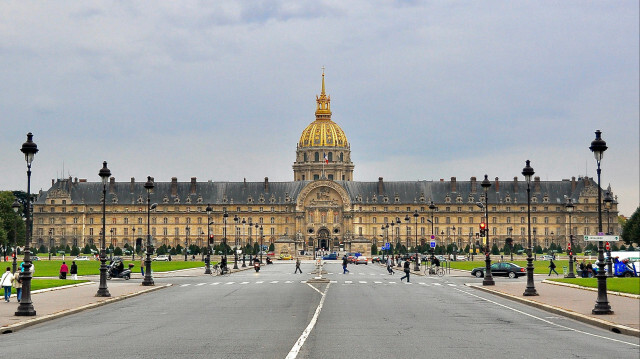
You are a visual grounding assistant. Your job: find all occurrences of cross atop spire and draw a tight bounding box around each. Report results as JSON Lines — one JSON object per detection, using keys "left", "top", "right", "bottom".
{"left": 316, "top": 68, "right": 331, "bottom": 118}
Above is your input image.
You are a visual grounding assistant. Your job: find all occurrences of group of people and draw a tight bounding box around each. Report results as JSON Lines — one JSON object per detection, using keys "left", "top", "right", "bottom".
{"left": 58, "top": 261, "right": 78, "bottom": 279}
{"left": 2, "top": 262, "right": 35, "bottom": 303}
{"left": 578, "top": 260, "right": 595, "bottom": 278}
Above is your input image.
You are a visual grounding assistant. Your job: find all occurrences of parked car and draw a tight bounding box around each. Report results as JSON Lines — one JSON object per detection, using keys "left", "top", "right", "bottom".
{"left": 347, "top": 255, "right": 357, "bottom": 263}
{"left": 279, "top": 254, "right": 292, "bottom": 260}
{"left": 371, "top": 256, "right": 383, "bottom": 263}
{"left": 471, "top": 262, "right": 526, "bottom": 279}
{"left": 541, "top": 255, "right": 554, "bottom": 261}
{"left": 74, "top": 256, "right": 90, "bottom": 261}
{"left": 31, "top": 256, "right": 40, "bottom": 261}
{"left": 355, "top": 256, "right": 368, "bottom": 265}
{"left": 153, "top": 255, "right": 170, "bottom": 261}
{"left": 322, "top": 253, "right": 338, "bottom": 260}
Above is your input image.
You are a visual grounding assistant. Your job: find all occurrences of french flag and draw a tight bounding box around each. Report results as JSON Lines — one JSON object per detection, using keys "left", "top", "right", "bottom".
{"left": 324, "top": 152, "right": 329, "bottom": 164}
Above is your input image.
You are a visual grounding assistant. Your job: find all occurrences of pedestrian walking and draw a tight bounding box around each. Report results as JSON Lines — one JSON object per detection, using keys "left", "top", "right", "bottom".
{"left": 1, "top": 267, "right": 14, "bottom": 302}
{"left": 294, "top": 258, "right": 302, "bottom": 274}
{"left": 400, "top": 260, "right": 410, "bottom": 282}
{"left": 386, "top": 256, "right": 395, "bottom": 275}
{"left": 70, "top": 261, "right": 78, "bottom": 280}
{"left": 59, "top": 261, "right": 69, "bottom": 279}
{"left": 342, "top": 256, "right": 349, "bottom": 274}
{"left": 548, "top": 258, "right": 558, "bottom": 276}
{"left": 140, "top": 255, "right": 145, "bottom": 277}
{"left": 12, "top": 270, "right": 22, "bottom": 302}
{"left": 586, "top": 261, "right": 594, "bottom": 277}
{"left": 579, "top": 260, "right": 586, "bottom": 278}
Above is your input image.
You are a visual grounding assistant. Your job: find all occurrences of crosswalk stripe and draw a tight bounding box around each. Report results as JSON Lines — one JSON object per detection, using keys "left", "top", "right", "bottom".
{"left": 345, "top": 281, "right": 353, "bottom": 284}
{"left": 433, "top": 283, "right": 441, "bottom": 286}
{"left": 374, "top": 281, "right": 382, "bottom": 284}
{"left": 285, "top": 281, "right": 293, "bottom": 283}
{"left": 330, "top": 280, "right": 338, "bottom": 283}
{"left": 359, "top": 281, "right": 367, "bottom": 284}
{"left": 240, "top": 281, "right": 249, "bottom": 285}
{"left": 447, "top": 283, "right": 456, "bottom": 286}
{"left": 389, "top": 281, "right": 397, "bottom": 284}
{"left": 256, "top": 281, "right": 264, "bottom": 284}
{"left": 196, "top": 283, "right": 206, "bottom": 286}
{"left": 225, "top": 282, "right": 235, "bottom": 285}
{"left": 180, "top": 284, "right": 191, "bottom": 287}
{"left": 270, "top": 281, "right": 279, "bottom": 284}
{"left": 210, "top": 282, "right": 220, "bottom": 285}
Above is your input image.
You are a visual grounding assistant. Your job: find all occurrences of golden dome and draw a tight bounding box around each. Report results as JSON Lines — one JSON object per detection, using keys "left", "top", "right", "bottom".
{"left": 298, "top": 71, "right": 349, "bottom": 148}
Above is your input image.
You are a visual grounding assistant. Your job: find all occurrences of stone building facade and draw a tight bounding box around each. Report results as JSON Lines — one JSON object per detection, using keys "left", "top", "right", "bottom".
{"left": 32, "top": 73, "right": 620, "bottom": 257}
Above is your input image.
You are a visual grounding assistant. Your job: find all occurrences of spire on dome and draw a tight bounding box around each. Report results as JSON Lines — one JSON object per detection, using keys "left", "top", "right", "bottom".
{"left": 315, "top": 67, "right": 331, "bottom": 119}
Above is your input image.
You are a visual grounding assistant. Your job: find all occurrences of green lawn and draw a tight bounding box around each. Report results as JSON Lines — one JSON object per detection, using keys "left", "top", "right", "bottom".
{"left": 11, "top": 279, "right": 89, "bottom": 294}
{"left": 24, "top": 260, "right": 207, "bottom": 277}
{"left": 447, "top": 259, "right": 571, "bottom": 275}
{"left": 548, "top": 277, "right": 640, "bottom": 295}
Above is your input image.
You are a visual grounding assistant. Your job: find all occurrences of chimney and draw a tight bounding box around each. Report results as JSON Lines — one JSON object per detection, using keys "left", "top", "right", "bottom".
{"left": 450, "top": 177, "right": 457, "bottom": 192}
{"left": 191, "top": 177, "right": 197, "bottom": 194}
{"left": 494, "top": 177, "right": 500, "bottom": 192}
{"left": 534, "top": 176, "right": 541, "bottom": 193}
{"left": 130, "top": 177, "right": 135, "bottom": 193}
{"left": 513, "top": 177, "right": 518, "bottom": 194}
{"left": 571, "top": 176, "right": 576, "bottom": 192}
{"left": 264, "top": 177, "right": 269, "bottom": 192}
{"left": 378, "top": 177, "right": 384, "bottom": 195}
{"left": 109, "top": 177, "right": 115, "bottom": 194}
{"left": 52, "top": 179, "right": 55, "bottom": 187}
{"left": 171, "top": 177, "right": 178, "bottom": 196}
{"left": 470, "top": 177, "right": 477, "bottom": 193}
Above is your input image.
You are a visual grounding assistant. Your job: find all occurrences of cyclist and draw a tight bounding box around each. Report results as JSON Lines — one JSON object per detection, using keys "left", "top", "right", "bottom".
{"left": 220, "top": 256, "right": 228, "bottom": 274}
{"left": 433, "top": 257, "right": 440, "bottom": 268}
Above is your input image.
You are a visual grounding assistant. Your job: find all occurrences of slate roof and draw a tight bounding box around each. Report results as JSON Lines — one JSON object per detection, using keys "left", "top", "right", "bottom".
{"left": 35, "top": 177, "right": 592, "bottom": 207}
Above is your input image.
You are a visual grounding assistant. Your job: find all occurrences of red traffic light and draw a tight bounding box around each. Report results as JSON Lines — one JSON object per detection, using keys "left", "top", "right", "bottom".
{"left": 605, "top": 242, "right": 610, "bottom": 251}
{"left": 567, "top": 242, "right": 571, "bottom": 250}
{"left": 479, "top": 222, "right": 486, "bottom": 230}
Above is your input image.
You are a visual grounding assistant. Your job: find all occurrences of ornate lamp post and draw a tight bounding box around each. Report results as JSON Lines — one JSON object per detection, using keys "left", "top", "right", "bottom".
{"left": 48, "top": 229, "right": 53, "bottom": 261}
{"left": 184, "top": 226, "right": 190, "bottom": 262}
{"left": 258, "top": 224, "right": 264, "bottom": 263}
{"left": 522, "top": 160, "right": 538, "bottom": 296}
{"left": 12, "top": 199, "right": 20, "bottom": 274}
{"left": 429, "top": 201, "right": 436, "bottom": 262}
{"left": 205, "top": 205, "right": 213, "bottom": 274}
{"left": 16, "top": 132, "right": 38, "bottom": 316}
{"left": 413, "top": 210, "right": 419, "bottom": 270}
{"left": 480, "top": 175, "right": 494, "bottom": 286}
{"left": 142, "top": 176, "right": 155, "bottom": 286}
{"left": 589, "top": 130, "right": 612, "bottom": 314}
{"left": 132, "top": 227, "right": 136, "bottom": 261}
{"left": 96, "top": 161, "right": 112, "bottom": 297}
{"left": 223, "top": 209, "right": 228, "bottom": 265}
{"left": 507, "top": 227, "right": 514, "bottom": 261}
{"left": 233, "top": 215, "right": 240, "bottom": 269}
{"left": 241, "top": 218, "right": 247, "bottom": 267}
{"left": 565, "top": 199, "right": 576, "bottom": 278}
{"left": 109, "top": 228, "right": 114, "bottom": 261}
{"left": 603, "top": 190, "right": 613, "bottom": 277}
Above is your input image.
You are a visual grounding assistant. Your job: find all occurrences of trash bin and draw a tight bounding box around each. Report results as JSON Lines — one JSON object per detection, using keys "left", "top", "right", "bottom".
{"left": 563, "top": 266, "right": 568, "bottom": 275}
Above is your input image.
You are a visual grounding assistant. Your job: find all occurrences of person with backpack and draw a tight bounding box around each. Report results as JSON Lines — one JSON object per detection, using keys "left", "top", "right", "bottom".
{"left": 400, "top": 259, "right": 411, "bottom": 282}
{"left": 1, "top": 267, "right": 15, "bottom": 302}
{"left": 342, "top": 255, "right": 349, "bottom": 274}
{"left": 12, "top": 269, "right": 22, "bottom": 302}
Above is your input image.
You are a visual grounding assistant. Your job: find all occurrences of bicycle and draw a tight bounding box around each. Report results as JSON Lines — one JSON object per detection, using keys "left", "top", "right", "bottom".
{"left": 211, "top": 264, "right": 230, "bottom": 276}
{"left": 424, "top": 264, "right": 444, "bottom": 277}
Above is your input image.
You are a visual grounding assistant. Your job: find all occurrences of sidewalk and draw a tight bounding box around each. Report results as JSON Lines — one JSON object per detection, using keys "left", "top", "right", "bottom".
{"left": 469, "top": 278, "right": 640, "bottom": 338}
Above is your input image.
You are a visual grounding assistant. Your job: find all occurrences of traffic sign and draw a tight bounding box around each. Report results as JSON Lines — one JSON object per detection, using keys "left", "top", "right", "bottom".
{"left": 430, "top": 241, "right": 436, "bottom": 248}
{"left": 430, "top": 235, "right": 435, "bottom": 240}
{"left": 583, "top": 235, "right": 620, "bottom": 242}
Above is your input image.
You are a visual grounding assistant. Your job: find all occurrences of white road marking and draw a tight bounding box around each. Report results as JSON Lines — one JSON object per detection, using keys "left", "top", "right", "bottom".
{"left": 359, "top": 281, "right": 367, "bottom": 284}
{"left": 196, "top": 283, "right": 206, "bottom": 286}
{"left": 224, "top": 282, "right": 235, "bottom": 285}
{"left": 180, "top": 284, "right": 191, "bottom": 287}
{"left": 285, "top": 281, "right": 293, "bottom": 283}
{"left": 286, "top": 283, "right": 331, "bottom": 359}
{"left": 389, "top": 282, "right": 397, "bottom": 284}
{"left": 345, "top": 281, "right": 353, "bottom": 284}
{"left": 433, "top": 283, "right": 442, "bottom": 286}
{"left": 455, "top": 288, "right": 639, "bottom": 348}
{"left": 270, "top": 281, "right": 279, "bottom": 284}
{"left": 256, "top": 281, "right": 264, "bottom": 284}
{"left": 240, "top": 281, "right": 249, "bottom": 285}
{"left": 447, "top": 283, "right": 457, "bottom": 286}
{"left": 210, "top": 282, "right": 220, "bottom": 285}
{"left": 330, "top": 280, "right": 338, "bottom": 283}
{"left": 374, "top": 281, "right": 382, "bottom": 284}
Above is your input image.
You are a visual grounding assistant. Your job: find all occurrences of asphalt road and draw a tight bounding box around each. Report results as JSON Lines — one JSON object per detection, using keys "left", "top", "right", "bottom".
{"left": 0, "top": 261, "right": 638, "bottom": 358}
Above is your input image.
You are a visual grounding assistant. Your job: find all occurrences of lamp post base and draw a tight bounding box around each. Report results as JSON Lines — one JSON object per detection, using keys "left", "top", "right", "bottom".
{"left": 482, "top": 254, "right": 495, "bottom": 286}
{"left": 523, "top": 253, "right": 538, "bottom": 296}
{"left": 15, "top": 304, "right": 36, "bottom": 316}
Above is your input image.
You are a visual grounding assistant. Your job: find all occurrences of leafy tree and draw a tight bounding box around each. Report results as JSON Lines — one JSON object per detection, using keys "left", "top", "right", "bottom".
{"left": 114, "top": 246, "right": 123, "bottom": 256}
{"left": 38, "top": 244, "right": 47, "bottom": 254}
{"left": 83, "top": 244, "right": 92, "bottom": 254}
{"left": 371, "top": 243, "right": 377, "bottom": 256}
{"left": 491, "top": 243, "right": 500, "bottom": 255}
{"left": 621, "top": 207, "right": 640, "bottom": 247}
{"left": 268, "top": 243, "right": 275, "bottom": 252}
{"left": 253, "top": 242, "right": 260, "bottom": 254}
{"left": 71, "top": 245, "right": 80, "bottom": 256}
{"left": 534, "top": 245, "right": 543, "bottom": 254}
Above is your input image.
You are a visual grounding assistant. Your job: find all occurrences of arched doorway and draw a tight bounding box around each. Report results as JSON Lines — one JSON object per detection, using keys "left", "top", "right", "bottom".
{"left": 317, "top": 228, "right": 330, "bottom": 250}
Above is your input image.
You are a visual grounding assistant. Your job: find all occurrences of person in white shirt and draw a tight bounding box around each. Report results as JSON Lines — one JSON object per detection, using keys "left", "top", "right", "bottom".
{"left": 1, "top": 267, "right": 15, "bottom": 302}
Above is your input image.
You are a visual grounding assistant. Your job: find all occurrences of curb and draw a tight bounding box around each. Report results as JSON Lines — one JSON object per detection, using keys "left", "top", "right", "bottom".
{"left": 541, "top": 279, "right": 640, "bottom": 299}
{"left": 468, "top": 284, "right": 640, "bottom": 338}
{"left": 1, "top": 283, "right": 172, "bottom": 334}
{"left": 9, "top": 281, "right": 94, "bottom": 298}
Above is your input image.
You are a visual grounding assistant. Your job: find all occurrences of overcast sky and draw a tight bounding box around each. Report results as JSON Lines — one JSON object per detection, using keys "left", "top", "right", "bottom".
{"left": 1, "top": 1, "right": 638, "bottom": 216}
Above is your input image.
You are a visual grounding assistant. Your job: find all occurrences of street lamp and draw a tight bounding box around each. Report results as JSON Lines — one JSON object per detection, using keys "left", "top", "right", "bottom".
{"left": 109, "top": 228, "right": 114, "bottom": 261}
{"left": 233, "top": 215, "right": 239, "bottom": 270}
{"left": 604, "top": 189, "right": 614, "bottom": 277}
{"left": 205, "top": 205, "right": 213, "bottom": 274}
{"left": 223, "top": 209, "right": 228, "bottom": 265}
{"left": 589, "top": 130, "right": 612, "bottom": 314}
{"left": 132, "top": 227, "right": 136, "bottom": 261}
{"left": 565, "top": 198, "right": 576, "bottom": 278}
{"left": 522, "top": 160, "right": 538, "bottom": 296}
{"left": 241, "top": 218, "right": 247, "bottom": 267}
{"left": 48, "top": 229, "right": 53, "bottom": 261}
{"left": 413, "top": 210, "right": 419, "bottom": 270}
{"left": 480, "top": 175, "right": 494, "bottom": 286}
{"left": 429, "top": 201, "right": 436, "bottom": 263}
{"left": 95, "top": 161, "right": 112, "bottom": 297}
{"left": 12, "top": 199, "right": 21, "bottom": 274}
{"left": 142, "top": 176, "right": 155, "bottom": 286}
{"left": 451, "top": 226, "right": 457, "bottom": 261}
{"left": 184, "top": 226, "right": 190, "bottom": 262}
{"left": 257, "top": 224, "right": 264, "bottom": 263}
{"left": 16, "top": 132, "right": 38, "bottom": 317}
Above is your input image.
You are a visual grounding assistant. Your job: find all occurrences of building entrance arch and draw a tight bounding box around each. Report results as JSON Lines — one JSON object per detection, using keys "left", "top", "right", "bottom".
{"left": 317, "top": 228, "right": 330, "bottom": 250}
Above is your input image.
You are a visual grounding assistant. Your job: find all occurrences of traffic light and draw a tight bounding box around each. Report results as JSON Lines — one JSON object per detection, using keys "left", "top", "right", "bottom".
{"left": 567, "top": 242, "right": 572, "bottom": 251}
{"left": 479, "top": 222, "right": 486, "bottom": 236}
{"left": 209, "top": 235, "right": 214, "bottom": 245}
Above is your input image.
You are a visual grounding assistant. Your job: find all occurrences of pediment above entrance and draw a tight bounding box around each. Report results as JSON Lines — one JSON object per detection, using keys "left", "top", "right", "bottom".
{"left": 296, "top": 180, "right": 351, "bottom": 211}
